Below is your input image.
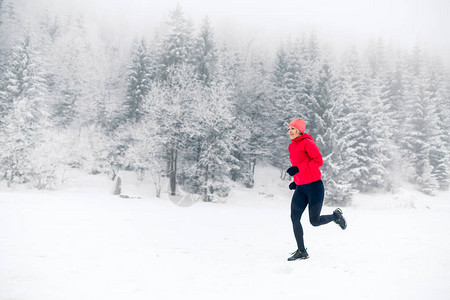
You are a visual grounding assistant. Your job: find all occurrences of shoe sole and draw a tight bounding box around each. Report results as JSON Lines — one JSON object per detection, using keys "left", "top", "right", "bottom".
{"left": 287, "top": 256, "right": 309, "bottom": 261}
{"left": 340, "top": 216, "right": 347, "bottom": 230}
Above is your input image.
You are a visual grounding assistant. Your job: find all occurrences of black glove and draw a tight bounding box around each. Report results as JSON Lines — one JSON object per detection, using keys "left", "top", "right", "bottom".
{"left": 286, "top": 166, "right": 299, "bottom": 176}
{"left": 289, "top": 182, "right": 296, "bottom": 190}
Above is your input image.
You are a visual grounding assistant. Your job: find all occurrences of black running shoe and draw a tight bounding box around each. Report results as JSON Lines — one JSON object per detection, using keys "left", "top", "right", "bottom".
{"left": 333, "top": 208, "right": 347, "bottom": 230}
{"left": 287, "top": 249, "right": 309, "bottom": 261}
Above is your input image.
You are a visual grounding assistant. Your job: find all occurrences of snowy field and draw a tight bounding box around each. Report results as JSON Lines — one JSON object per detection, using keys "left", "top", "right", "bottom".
{"left": 1, "top": 167, "right": 449, "bottom": 300}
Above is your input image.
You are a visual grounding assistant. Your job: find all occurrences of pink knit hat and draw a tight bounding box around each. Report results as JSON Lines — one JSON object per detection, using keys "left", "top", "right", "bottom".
{"left": 289, "top": 118, "right": 306, "bottom": 133}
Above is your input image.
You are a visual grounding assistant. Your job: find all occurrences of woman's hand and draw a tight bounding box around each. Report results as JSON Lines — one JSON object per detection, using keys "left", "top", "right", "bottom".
{"left": 286, "top": 166, "right": 299, "bottom": 176}
{"left": 289, "top": 182, "right": 297, "bottom": 190}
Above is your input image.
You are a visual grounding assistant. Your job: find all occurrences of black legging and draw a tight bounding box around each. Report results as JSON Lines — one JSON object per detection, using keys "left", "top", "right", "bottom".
{"left": 290, "top": 180, "right": 335, "bottom": 251}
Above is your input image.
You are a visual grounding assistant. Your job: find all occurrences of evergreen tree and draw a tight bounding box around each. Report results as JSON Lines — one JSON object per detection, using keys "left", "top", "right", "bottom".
{"left": 0, "top": 32, "right": 47, "bottom": 185}
{"left": 385, "top": 51, "right": 408, "bottom": 143}
{"left": 311, "top": 62, "right": 353, "bottom": 204}
{"left": 287, "top": 38, "right": 309, "bottom": 118}
{"left": 436, "top": 70, "right": 450, "bottom": 190}
{"left": 354, "top": 73, "right": 392, "bottom": 192}
{"left": 427, "top": 59, "right": 450, "bottom": 191}
{"left": 342, "top": 41, "right": 393, "bottom": 192}
{"left": 159, "top": 4, "right": 195, "bottom": 80}
{"left": 98, "top": 43, "right": 127, "bottom": 134}
{"left": 402, "top": 46, "right": 445, "bottom": 194}
{"left": 408, "top": 91, "right": 440, "bottom": 195}
{"left": 336, "top": 48, "right": 364, "bottom": 189}
{"left": 215, "top": 44, "right": 248, "bottom": 182}
{"left": 48, "top": 14, "right": 94, "bottom": 128}
{"left": 193, "top": 17, "right": 217, "bottom": 86}
{"left": 299, "top": 34, "right": 321, "bottom": 126}
{"left": 1, "top": 0, "right": 20, "bottom": 110}
{"left": 311, "top": 63, "right": 334, "bottom": 155}
{"left": 125, "top": 38, "right": 153, "bottom": 124}
{"left": 269, "top": 40, "right": 304, "bottom": 179}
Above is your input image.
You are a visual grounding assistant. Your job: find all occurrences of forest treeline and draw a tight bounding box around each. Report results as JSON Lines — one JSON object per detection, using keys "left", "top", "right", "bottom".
{"left": 0, "top": 1, "right": 449, "bottom": 204}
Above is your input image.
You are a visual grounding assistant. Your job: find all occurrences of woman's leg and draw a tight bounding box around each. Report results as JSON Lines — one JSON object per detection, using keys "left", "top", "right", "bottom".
{"left": 290, "top": 187, "right": 308, "bottom": 251}
{"left": 305, "top": 180, "right": 335, "bottom": 226}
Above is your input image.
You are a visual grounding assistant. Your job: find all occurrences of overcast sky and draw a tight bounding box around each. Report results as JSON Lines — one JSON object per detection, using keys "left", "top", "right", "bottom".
{"left": 23, "top": 0, "right": 450, "bottom": 59}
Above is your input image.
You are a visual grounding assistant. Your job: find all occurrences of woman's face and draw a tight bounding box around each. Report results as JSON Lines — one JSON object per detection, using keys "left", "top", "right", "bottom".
{"left": 288, "top": 126, "right": 301, "bottom": 139}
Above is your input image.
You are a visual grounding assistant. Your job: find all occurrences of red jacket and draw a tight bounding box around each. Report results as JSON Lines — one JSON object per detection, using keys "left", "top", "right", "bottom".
{"left": 288, "top": 133, "right": 323, "bottom": 185}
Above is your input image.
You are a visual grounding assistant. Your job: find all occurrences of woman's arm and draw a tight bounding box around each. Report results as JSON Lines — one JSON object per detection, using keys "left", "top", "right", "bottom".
{"left": 303, "top": 139, "right": 323, "bottom": 170}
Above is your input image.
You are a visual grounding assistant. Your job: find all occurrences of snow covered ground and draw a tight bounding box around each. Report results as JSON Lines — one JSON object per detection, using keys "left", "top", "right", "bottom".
{"left": 1, "top": 167, "right": 449, "bottom": 300}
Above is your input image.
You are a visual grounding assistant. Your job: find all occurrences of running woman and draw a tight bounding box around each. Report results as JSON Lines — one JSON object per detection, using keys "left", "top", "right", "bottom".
{"left": 287, "top": 118, "right": 347, "bottom": 261}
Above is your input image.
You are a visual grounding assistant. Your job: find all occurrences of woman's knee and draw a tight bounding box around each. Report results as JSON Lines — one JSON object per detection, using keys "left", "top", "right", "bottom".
{"left": 310, "top": 217, "right": 321, "bottom": 227}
